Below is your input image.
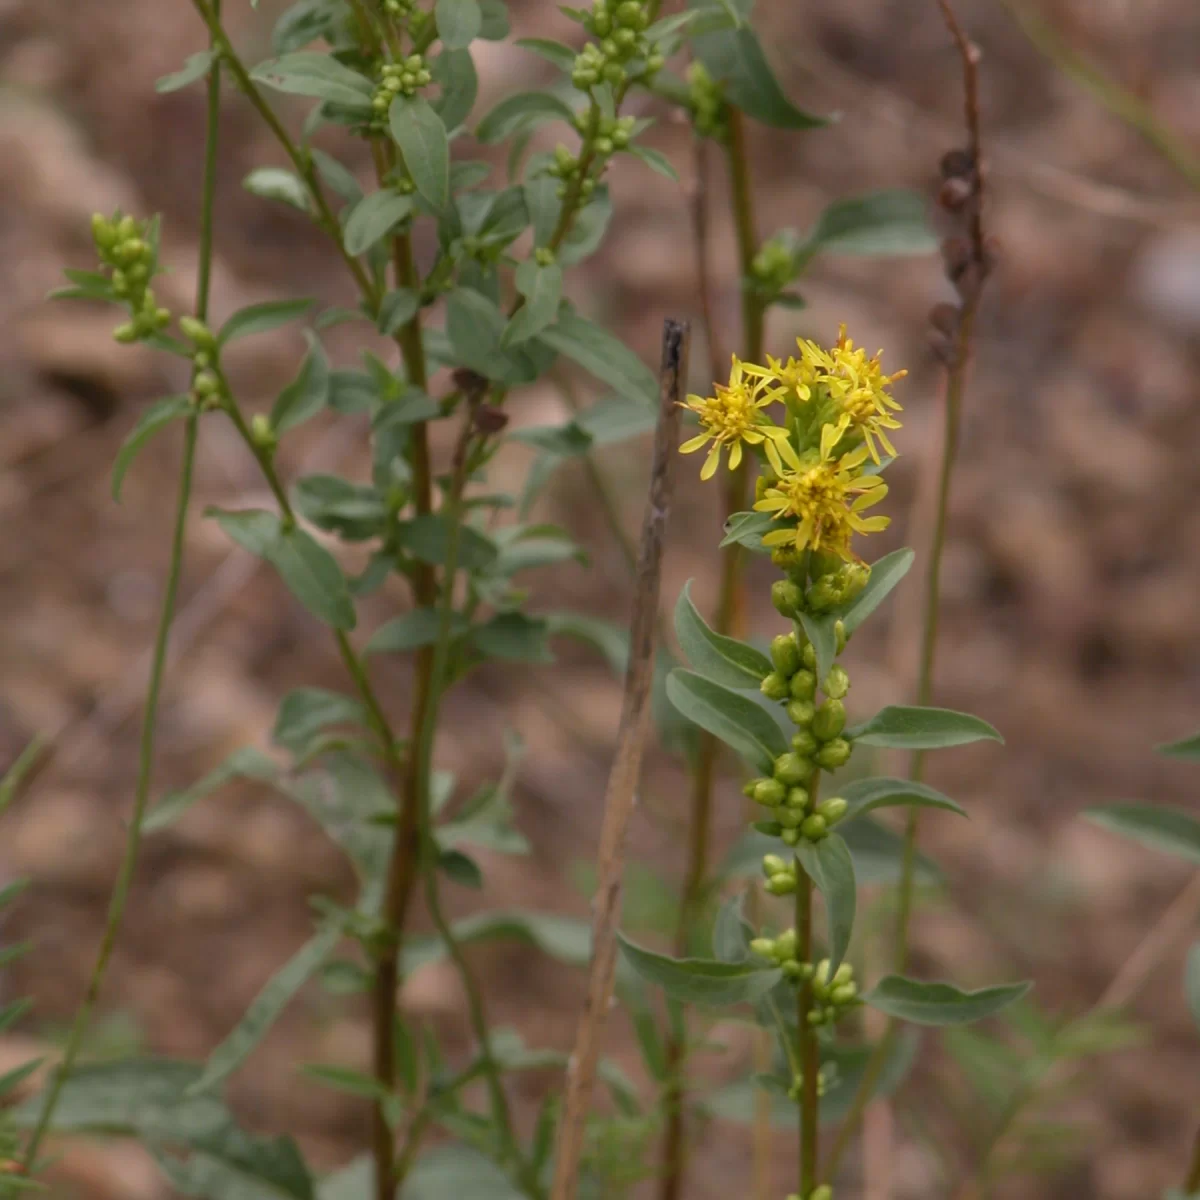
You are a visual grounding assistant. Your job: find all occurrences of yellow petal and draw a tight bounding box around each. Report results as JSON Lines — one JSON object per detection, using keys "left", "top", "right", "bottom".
{"left": 761, "top": 529, "right": 795, "bottom": 547}
{"left": 774, "top": 437, "right": 803, "bottom": 473}
{"left": 701, "top": 444, "right": 721, "bottom": 480}
{"left": 680, "top": 434, "right": 711, "bottom": 454}
{"left": 728, "top": 440, "right": 743, "bottom": 470}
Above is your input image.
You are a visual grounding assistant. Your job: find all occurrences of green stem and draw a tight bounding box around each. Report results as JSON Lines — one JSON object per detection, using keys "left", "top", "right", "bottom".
{"left": 796, "top": 772, "right": 822, "bottom": 1197}
{"left": 20, "top": 18, "right": 222, "bottom": 1168}
{"left": 1184, "top": 1126, "right": 1200, "bottom": 1196}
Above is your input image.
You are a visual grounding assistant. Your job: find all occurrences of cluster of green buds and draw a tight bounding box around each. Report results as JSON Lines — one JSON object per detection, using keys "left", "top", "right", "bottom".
{"left": 178, "top": 317, "right": 227, "bottom": 413}
{"left": 807, "top": 959, "right": 861, "bottom": 1026}
{"left": 751, "top": 235, "right": 797, "bottom": 297}
{"left": 769, "top": 549, "right": 871, "bottom": 619}
{"left": 91, "top": 212, "right": 171, "bottom": 344}
{"left": 760, "top": 853, "right": 797, "bottom": 896}
{"left": 686, "top": 61, "right": 728, "bottom": 141}
{"left": 572, "top": 110, "right": 638, "bottom": 157}
{"left": 765, "top": 629, "right": 855, "bottom": 763}
{"left": 549, "top": 144, "right": 600, "bottom": 203}
{"left": 571, "top": 0, "right": 664, "bottom": 91}
{"left": 371, "top": 55, "right": 431, "bottom": 128}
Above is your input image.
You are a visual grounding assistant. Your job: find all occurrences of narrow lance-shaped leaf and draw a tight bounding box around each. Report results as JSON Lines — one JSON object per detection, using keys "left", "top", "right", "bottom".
{"left": 269, "top": 332, "right": 330, "bottom": 433}
{"left": 188, "top": 925, "right": 342, "bottom": 1094}
{"left": 112, "top": 395, "right": 192, "bottom": 501}
{"left": 1157, "top": 731, "right": 1200, "bottom": 761}
{"left": 665, "top": 669, "right": 788, "bottom": 774}
{"left": 800, "top": 190, "right": 936, "bottom": 259}
{"left": 251, "top": 52, "right": 375, "bottom": 110}
{"left": 219, "top": 298, "right": 315, "bottom": 346}
{"left": 848, "top": 705, "right": 1002, "bottom": 750}
{"left": 342, "top": 191, "right": 414, "bottom": 256}
{"left": 865, "top": 975, "right": 1031, "bottom": 1026}
{"left": 838, "top": 547, "right": 915, "bottom": 635}
{"left": 798, "top": 611, "right": 837, "bottom": 689}
{"left": 435, "top": 0, "right": 482, "bottom": 48}
{"left": 618, "top": 934, "right": 782, "bottom": 1007}
{"left": 1085, "top": 805, "right": 1200, "bottom": 867}
{"left": 156, "top": 49, "right": 217, "bottom": 94}
{"left": 839, "top": 776, "right": 967, "bottom": 823}
{"left": 501, "top": 259, "right": 563, "bottom": 346}
{"left": 535, "top": 309, "right": 658, "bottom": 403}
{"left": 795, "top": 834, "right": 856, "bottom": 974}
{"left": 675, "top": 580, "right": 772, "bottom": 689}
{"left": 389, "top": 94, "right": 450, "bottom": 210}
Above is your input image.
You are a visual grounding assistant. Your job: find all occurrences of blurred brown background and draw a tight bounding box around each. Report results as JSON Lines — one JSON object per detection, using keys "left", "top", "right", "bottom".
{"left": 2, "top": 0, "right": 1199, "bottom": 1196}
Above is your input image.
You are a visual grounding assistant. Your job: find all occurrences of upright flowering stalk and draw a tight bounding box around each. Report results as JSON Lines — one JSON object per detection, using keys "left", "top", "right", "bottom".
{"left": 621, "top": 326, "right": 1019, "bottom": 1200}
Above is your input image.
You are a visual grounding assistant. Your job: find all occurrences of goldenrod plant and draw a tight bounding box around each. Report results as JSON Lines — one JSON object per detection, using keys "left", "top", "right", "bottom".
{"left": 9, "top": 0, "right": 954, "bottom": 1198}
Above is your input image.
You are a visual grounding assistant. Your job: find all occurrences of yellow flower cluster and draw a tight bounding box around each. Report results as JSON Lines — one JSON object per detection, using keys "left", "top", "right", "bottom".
{"left": 680, "top": 326, "right": 905, "bottom": 561}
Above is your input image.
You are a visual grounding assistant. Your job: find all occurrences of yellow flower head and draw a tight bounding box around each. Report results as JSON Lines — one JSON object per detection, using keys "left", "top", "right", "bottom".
{"left": 680, "top": 355, "right": 792, "bottom": 480}
{"left": 818, "top": 324, "right": 906, "bottom": 463}
{"left": 753, "top": 443, "right": 890, "bottom": 561}
{"left": 741, "top": 341, "right": 831, "bottom": 406}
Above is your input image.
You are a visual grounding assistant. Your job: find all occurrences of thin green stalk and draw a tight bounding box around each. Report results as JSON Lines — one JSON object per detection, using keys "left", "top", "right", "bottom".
{"left": 0, "top": 737, "right": 47, "bottom": 820}
{"left": 1184, "top": 1126, "right": 1200, "bottom": 1196}
{"left": 796, "top": 771, "right": 822, "bottom": 1196}
{"left": 20, "top": 21, "right": 221, "bottom": 1169}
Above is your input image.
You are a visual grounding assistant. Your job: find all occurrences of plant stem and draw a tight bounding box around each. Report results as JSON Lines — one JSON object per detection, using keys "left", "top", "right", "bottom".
{"left": 20, "top": 18, "right": 221, "bottom": 1168}
{"left": 796, "top": 770, "right": 823, "bottom": 1197}
{"left": 1184, "top": 1125, "right": 1200, "bottom": 1196}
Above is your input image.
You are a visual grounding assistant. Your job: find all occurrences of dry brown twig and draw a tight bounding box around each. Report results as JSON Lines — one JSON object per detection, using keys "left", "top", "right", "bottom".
{"left": 549, "top": 318, "right": 689, "bottom": 1200}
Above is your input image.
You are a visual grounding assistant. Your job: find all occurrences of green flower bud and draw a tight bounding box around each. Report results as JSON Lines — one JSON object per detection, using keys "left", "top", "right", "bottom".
{"left": 761, "top": 854, "right": 788, "bottom": 877}
{"left": 789, "top": 669, "right": 816, "bottom": 701}
{"left": 835, "top": 620, "right": 847, "bottom": 653}
{"left": 155, "top": 307, "right": 171, "bottom": 327}
{"left": 616, "top": 0, "right": 642, "bottom": 22}
{"left": 806, "top": 1010, "right": 824, "bottom": 1026}
{"left": 581, "top": 178, "right": 596, "bottom": 196}
{"left": 790, "top": 729, "right": 818, "bottom": 756}
{"left": 612, "top": 26, "right": 637, "bottom": 49}
{"left": 816, "top": 738, "right": 851, "bottom": 770}
{"left": 775, "top": 929, "right": 796, "bottom": 958}
{"left": 110, "top": 269, "right": 128, "bottom": 296}
{"left": 594, "top": 136, "right": 615, "bottom": 155}
{"left": 833, "top": 963, "right": 854, "bottom": 985}
{"left": 781, "top": 827, "right": 800, "bottom": 846}
{"left": 774, "top": 806, "right": 802, "bottom": 829}
{"left": 250, "top": 412, "right": 275, "bottom": 447}
{"left": 602, "top": 61, "right": 624, "bottom": 83}
{"left": 113, "top": 321, "right": 138, "bottom": 344}
{"left": 742, "top": 778, "right": 760, "bottom": 799}
{"left": 611, "top": 128, "right": 630, "bottom": 148}
{"left": 785, "top": 785, "right": 809, "bottom": 810}
{"left": 646, "top": 51, "right": 665, "bottom": 71}
{"left": 831, "top": 984, "right": 857, "bottom": 1005}
{"left": 116, "top": 215, "right": 138, "bottom": 241}
{"left": 810, "top": 1187, "right": 834, "bottom": 1200}
{"left": 773, "top": 752, "right": 811, "bottom": 786}
{"left": 534, "top": 246, "right": 556, "bottom": 266}
{"left": 765, "top": 873, "right": 797, "bottom": 895}
{"left": 192, "top": 351, "right": 210, "bottom": 370}
{"left": 592, "top": 12, "right": 611, "bottom": 34}
{"left": 753, "top": 778, "right": 786, "bottom": 807}
{"left": 816, "top": 797, "right": 848, "bottom": 825}
{"left": 760, "top": 672, "right": 790, "bottom": 702}
{"left": 192, "top": 370, "right": 219, "bottom": 397}
{"left": 600, "top": 36, "right": 619, "bottom": 55}
{"left": 786, "top": 699, "right": 815, "bottom": 727}
{"left": 91, "top": 213, "right": 115, "bottom": 248}
{"left": 801, "top": 642, "right": 816, "bottom": 668}
{"left": 814, "top": 959, "right": 830, "bottom": 985}
{"left": 373, "top": 95, "right": 390, "bottom": 111}
{"left": 813, "top": 699, "right": 846, "bottom": 741}
{"left": 824, "top": 665, "right": 850, "bottom": 700}
{"left": 781, "top": 960, "right": 803, "bottom": 979}
{"left": 749, "top": 937, "right": 775, "bottom": 959}
{"left": 180, "top": 316, "right": 215, "bottom": 347}
{"left": 770, "top": 633, "right": 800, "bottom": 676}
{"left": 771, "top": 579, "right": 802, "bottom": 617}
{"left": 801, "top": 814, "right": 827, "bottom": 840}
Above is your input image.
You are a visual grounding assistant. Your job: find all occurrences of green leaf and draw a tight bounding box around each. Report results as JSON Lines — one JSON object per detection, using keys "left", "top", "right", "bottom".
{"left": 210, "top": 510, "right": 356, "bottom": 630}
{"left": 272, "top": 688, "right": 365, "bottom": 755}
{"left": 396, "top": 514, "right": 498, "bottom": 570}
{"left": 300, "top": 1065, "right": 389, "bottom": 1101}
{"left": 535, "top": 309, "right": 657, "bottom": 402}
{"left": 444, "top": 286, "right": 520, "bottom": 381}
{"left": 244, "top": 167, "right": 312, "bottom": 213}
{"left": 436, "top": 0, "right": 482, "bottom": 48}
{"left": 839, "top": 776, "right": 967, "bottom": 823}
{"left": 476, "top": 91, "right": 575, "bottom": 143}
{"left": 293, "top": 475, "right": 387, "bottom": 542}
{"left": 1186, "top": 943, "right": 1200, "bottom": 1034}
{"left": 795, "top": 834, "right": 856, "bottom": 973}
{"left": 1157, "top": 731, "right": 1200, "bottom": 760}
{"left": 219, "top": 298, "right": 315, "bottom": 346}
{"left": 112, "top": 395, "right": 192, "bottom": 501}
{"left": 251, "top": 52, "right": 374, "bottom": 111}
{"left": 343, "top": 190, "right": 414, "bottom": 256}
{"left": 502, "top": 260, "right": 563, "bottom": 345}
{"left": 515, "top": 37, "right": 577, "bottom": 71}
{"left": 142, "top": 747, "right": 278, "bottom": 833}
{"left": 626, "top": 145, "right": 679, "bottom": 181}
{"left": 488, "top": 524, "right": 585, "bottom": 575}
{"left": 189, "top": 925, "right": 341, "bottom": 1096}
{"left": 377, "top": 287, "right": 421, "bottom": 335}
{"left": 312, "top": 149, "right": 363, "bottom": 204}
{"left": 270, "top": 334, "right": 331, "bottom": 433}
{"left": 839, "top": 817, "right": 942, "bottom": 887}
{"left": 720, "top": 509, "right": 785, "bottom": 553}
{"left": 389, "top": 95, "right": 450, "bottom": 210}
{"left": 711, "top": 893, "right": 753, "bottom": 963}
{"left": 431, "top": 47, "right": 478, "bottom": 130}
{"left": 618, "top": 934, "right": 782, "bottom": 1007}
{"left": 838, "top": 547, "right": 915, "bottom": 634}
{"left": 401, "top": 1145, "right": 523, "bottom": 1200}
{"left": 665, "top": 669, "right": 788, "bottom": 774}
{"left": 558, "top": 186, "right": 613, "bottom": 266}
{"left": 544, "top": 612, "right": 628, "bottom": 676}
{"left": 366, "top": 608, "right": 469, "bottom": 655}
{"left": 675, "top": 580, "right": 771, "bottom": 688}
{"left": 802, "top": 190, "right": 935, "bottom": 259}
{"left": 157, "top": 49, "right": 217, "bottom": 93}
{"left": 865, "top": 975, "right": 1031, "bottom": 1026}
{"left": 401, "top": 909, "right": 592, "bottom": 974}
{"left": 1084, "top": 805, "right": 1200, "bottom": 866}
{"left": 797, "top": 611, "right": 836, "bottom": 689}
{"left": 691, "top": 23, "right": 827, "bottom": 130}
{"left": 470, "top": 612, "right": 552, "bottom": 663}
{"left": 477, "top": 0, "right": 509, "bottom": 38}
{"left": 848, "top": 705, "right": 1003, "bottom": 750}
{"left": 438, "top": 847, "right": 484, "bottom": 889}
